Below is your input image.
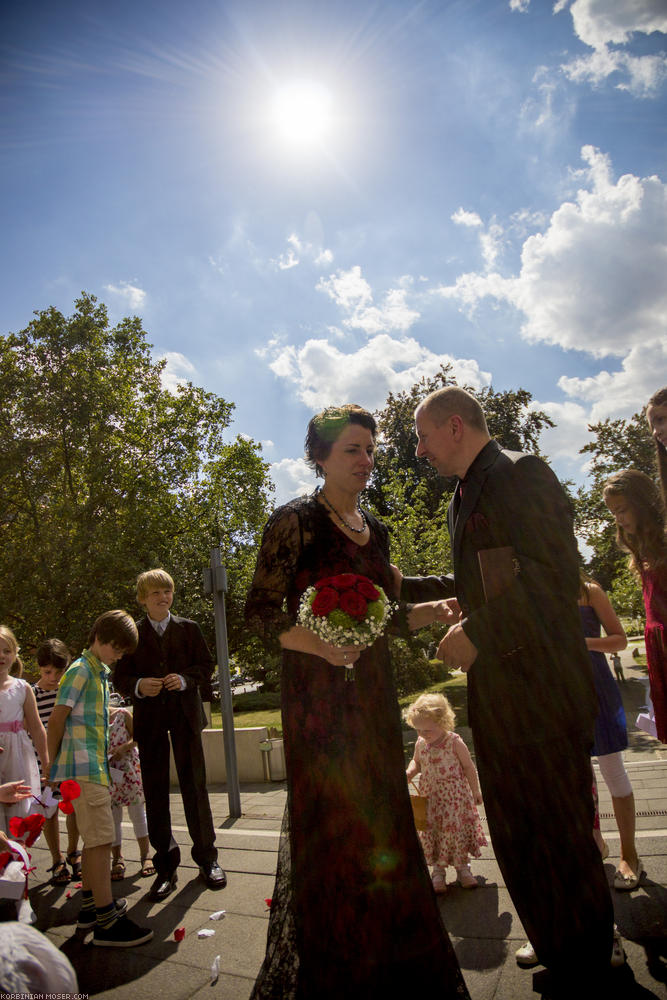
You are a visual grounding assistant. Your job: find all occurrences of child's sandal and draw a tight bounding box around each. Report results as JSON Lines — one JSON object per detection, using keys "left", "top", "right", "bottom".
{"left": 48, "top": 859, "right": 71, "bottom": 884}
{"left": 111, "top": 858, "right": 126, "bottom": 881}
{"left": 66, "top": 850, "right": 82, "bottom": 879}
{"left": 431, "top": 871, "right": 447, "bottom": 894}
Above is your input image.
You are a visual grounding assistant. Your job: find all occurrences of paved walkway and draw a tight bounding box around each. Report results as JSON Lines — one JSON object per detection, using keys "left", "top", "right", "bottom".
{"left": 17, "top": 647, "right": 667, "bottom": 998}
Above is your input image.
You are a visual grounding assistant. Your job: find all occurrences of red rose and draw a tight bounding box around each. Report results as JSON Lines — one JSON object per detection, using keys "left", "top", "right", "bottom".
{"left": 355, "top": 578, "right": 380, "bottom": 601}
{"left": 59, "top": 779, "right": 81, "bottom": 801}
{"left": 329, "top": 573, "right": 359, "bottom": 590}
{"left": 311, "top": 587, "right": 340, "bottom": 616}
{"left": 339, "top": 590, "right": 368, "bottom": 619}
{"left": 59, "top": 801, "right": 75, "bottom": 815}
{"left": 314, "top": 576, "right": 335, "bottom": 590}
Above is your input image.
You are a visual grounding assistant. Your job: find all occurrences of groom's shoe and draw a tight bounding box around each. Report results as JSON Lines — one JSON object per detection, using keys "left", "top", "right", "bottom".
{"left": 199, "top": 861, "right": 227, "bottom": 889}
{"left": 149, "top": 871, "right": 177, "bottom": 901}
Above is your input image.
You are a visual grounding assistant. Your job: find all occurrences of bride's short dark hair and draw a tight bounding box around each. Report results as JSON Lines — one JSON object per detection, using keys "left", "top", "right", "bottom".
{"left": 305, "top": 404, "right": 377, "bottom": 478}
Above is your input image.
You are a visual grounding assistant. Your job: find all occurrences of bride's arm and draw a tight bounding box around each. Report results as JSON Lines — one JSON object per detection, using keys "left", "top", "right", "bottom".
{"left": 279, "top": 625, "right": 363, "bottom": 667}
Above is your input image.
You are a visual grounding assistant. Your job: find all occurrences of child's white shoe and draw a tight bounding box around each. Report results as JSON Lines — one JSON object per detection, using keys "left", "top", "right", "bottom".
{"left": 431, "top": 870, "right": 447, "bottom": 894}
{"left": 515, "top": 941, "right": 538, "bottom": 967}
{"left": 456, "top": 865, "right": 478, "bottom": 889}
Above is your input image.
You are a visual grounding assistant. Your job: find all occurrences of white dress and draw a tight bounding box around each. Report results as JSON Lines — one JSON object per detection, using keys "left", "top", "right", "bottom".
{"left": 0, "top": 679, "right": 41, "bottom": 829}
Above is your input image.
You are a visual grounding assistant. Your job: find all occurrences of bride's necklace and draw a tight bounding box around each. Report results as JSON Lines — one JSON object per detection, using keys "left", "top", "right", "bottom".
{"left": 317, "top": 486, "right": 368, "bottom": 534}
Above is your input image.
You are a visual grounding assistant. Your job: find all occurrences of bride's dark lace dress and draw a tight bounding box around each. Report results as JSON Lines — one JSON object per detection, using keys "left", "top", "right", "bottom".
{"left": 245, "top": 495, "right": 469, "bottom": 999}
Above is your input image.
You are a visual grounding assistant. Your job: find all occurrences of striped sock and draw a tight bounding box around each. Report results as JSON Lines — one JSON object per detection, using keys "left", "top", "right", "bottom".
{"left": 79, "top": 890, "right": 95, "bottom": 919}
{"left": 96, "top": 901, "right": 118, "bottom": 930}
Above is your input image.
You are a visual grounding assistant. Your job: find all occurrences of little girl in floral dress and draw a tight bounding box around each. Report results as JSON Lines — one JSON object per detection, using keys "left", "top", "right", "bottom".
{"left": 405, "top": 692, "right": 486, "bottom": 894}
{"left": 108, "top": 706, "right": 152, "bottom": 880}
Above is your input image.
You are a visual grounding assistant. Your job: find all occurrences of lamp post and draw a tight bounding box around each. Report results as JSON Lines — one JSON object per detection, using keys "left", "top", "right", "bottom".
{"left": 203, "top": 547, "right": 241, "bottom": 818}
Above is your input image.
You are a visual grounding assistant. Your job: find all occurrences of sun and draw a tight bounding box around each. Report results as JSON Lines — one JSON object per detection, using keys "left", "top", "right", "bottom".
{"left": 270, "top": 80, "right": 334, "bottom": 152}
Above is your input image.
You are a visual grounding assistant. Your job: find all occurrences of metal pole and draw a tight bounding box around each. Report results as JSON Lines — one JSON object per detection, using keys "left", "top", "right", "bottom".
{"left": 203, "top": 547, "right": 241, "bottom": 818}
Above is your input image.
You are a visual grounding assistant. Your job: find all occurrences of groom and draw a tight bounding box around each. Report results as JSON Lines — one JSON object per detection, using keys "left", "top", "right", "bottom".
{"left": 400, "top": 387, "right": 615, "bottom": 995}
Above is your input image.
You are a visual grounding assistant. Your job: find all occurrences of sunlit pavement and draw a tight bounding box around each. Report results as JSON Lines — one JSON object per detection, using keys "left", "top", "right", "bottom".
{"left": 20, "top": 646, "right": 667, "bottom": 999}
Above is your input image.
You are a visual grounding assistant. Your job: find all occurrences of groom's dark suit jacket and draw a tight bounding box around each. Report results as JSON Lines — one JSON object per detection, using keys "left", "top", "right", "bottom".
{"left": 402, "top": 439, "right": 597, "bottom": 748}
{"left": 113, "top": 615, "right": 212, "bottom": 738}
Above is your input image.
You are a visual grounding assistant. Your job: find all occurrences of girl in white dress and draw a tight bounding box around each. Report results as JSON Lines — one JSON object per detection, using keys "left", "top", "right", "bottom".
{"left": 0, "top": 626, "right": 47, "bottom": 832}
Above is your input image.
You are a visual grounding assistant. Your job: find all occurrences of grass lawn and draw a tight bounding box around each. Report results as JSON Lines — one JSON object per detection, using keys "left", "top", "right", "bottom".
{"left": 210, "top": 672, "right": 469, "bottom": 735}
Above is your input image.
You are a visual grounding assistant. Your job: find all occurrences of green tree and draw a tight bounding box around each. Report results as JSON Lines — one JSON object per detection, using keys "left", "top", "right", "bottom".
{"left": 0, "top": 293, "right": 273, "bottom": 655}
{"left": 575, "top": 411, "right": 656, "bottom": 594}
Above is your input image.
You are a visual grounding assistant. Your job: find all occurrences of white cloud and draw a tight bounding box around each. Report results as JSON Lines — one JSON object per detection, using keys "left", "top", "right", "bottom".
{"left": 436, "top": 147, "right": 667, "bottom": 357}
{"left": 509, "top": 0, "right": 531, "bottom": 11}
{"left": 269, "top": 456, "right": 317, "bottom": 505}
{"left": 559, "top": 0, "right": 667, "bottom": 96}
{"left": 270, "top": 232, "right": 334, "bottom": 272}
{"left": 451, "top": 208, "right": 483, "bottom": 228}
{"left": 159, "top": 351, "right": 196, "bottom": 393}
{"left": 558, "top": 338, "right": 667, "bottom": 420}
{"left": 317, "top": 266, "right": 420, "bottom": 335}
{"left": 104, "top": 281, "right": 146, "bottom": 309}
{"left": 258, "top": 332, "right": 491, "bottom": 411}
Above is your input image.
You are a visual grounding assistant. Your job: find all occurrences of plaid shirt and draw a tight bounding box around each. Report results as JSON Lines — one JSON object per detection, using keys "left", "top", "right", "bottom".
{"left": 50, "top": 649, "right": 110, "bottom": 786}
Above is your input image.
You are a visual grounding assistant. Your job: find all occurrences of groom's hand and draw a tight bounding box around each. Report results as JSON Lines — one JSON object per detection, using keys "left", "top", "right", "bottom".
{"left": 436, "top": 622, "right": 478, "bottom": 671}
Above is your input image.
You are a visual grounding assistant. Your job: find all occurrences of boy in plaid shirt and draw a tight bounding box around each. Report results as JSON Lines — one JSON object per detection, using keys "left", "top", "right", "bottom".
{"left": 48, "top": 610, "right": 153, "bottom": 948}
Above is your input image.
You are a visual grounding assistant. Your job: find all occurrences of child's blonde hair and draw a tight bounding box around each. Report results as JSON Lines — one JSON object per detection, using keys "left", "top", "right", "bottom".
{"left": 136, "top": 568, "right": 175, "bottom": 603}
{"left": 0, "top": 626, "right": 23, "bottom": 677}
{"left": 405, "top": 692, "right": 456, "bottom": 733}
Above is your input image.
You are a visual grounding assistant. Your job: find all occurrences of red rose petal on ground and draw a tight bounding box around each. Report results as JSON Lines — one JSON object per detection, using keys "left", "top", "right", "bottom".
{"left": 174, "top": 927, "right": 186, "bottom": 941}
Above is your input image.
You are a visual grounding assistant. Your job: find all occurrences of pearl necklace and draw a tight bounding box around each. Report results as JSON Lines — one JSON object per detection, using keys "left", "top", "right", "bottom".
{"left": 317, "top": 487, "right": 368, "bottom": 534}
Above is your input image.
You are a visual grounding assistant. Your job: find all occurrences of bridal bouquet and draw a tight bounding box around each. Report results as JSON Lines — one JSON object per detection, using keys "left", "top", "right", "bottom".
{"left": 297, "top": 573, "right": 394, "bottom": 673}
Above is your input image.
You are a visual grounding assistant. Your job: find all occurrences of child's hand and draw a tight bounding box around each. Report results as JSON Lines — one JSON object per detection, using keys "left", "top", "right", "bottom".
{"left": 473, "top": 791, "right": 483, "bottom": 805}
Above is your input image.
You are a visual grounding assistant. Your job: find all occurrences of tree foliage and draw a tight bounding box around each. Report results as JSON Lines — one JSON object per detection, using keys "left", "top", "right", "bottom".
{"left": 0, "top": 293, "right": 273, "bottom": 656}
{"left": 575, "top": 411, "right": 656, "bottom": 597}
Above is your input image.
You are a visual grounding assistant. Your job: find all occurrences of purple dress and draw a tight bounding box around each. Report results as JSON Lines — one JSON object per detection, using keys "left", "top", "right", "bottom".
{"left": 579, "top": 604, "right": 627, "bottom": 756}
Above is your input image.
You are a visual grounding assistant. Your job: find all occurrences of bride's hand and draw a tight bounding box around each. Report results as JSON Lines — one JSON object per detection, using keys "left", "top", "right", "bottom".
{"left": 433, "top": 598, "right": 462, "bottom": 624}
{"left": 316, "top": 640, "right": 364, "bottom": 667}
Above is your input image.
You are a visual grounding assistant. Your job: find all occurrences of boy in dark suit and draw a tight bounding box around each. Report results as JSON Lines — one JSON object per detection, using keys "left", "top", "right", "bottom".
{"left": 114, "top": 569, "right": 226, "bottom": 900}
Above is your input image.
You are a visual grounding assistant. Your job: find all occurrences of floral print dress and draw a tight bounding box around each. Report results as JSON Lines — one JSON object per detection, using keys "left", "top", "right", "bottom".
{"left": 415, "top": 731, "right": 486, "bottom": 869}
{"left": 108, "top": 708, "right": 145, "bottom": 808}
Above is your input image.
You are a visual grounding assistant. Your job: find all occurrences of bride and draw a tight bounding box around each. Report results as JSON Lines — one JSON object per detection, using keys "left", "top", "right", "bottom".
{"left": 245, "top": 403, "right": 469, "bottom": 1000}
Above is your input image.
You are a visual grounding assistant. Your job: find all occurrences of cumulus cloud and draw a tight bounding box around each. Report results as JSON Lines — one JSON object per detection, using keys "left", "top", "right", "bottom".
{"left": 559, "top": 0, "right": 667, "bottom": 97}
{"left": 451, "top": 208, "right": 483, "bottom": 228}
{"left": 104, "top": 281, "right": 146, "bottom": 309}
{"left": 317, "top": 266, "right": 420, "bottom": 335}
{"left": 271, "top": 232, "right": 334, "bottom": 271}
{"left": 269, "top": 456, "right": 317, "bottom": 505}
{"left": 558, "top": 338, "right": 667, "bottom": 420}
{"left": 436, "top": 146, "right": 667, "bottom": 358}
{"left": 257, "top": 332, "right": 491, "bottom": 411}
{"left": 159, "top": 351, "right": 196, "bottom": 393}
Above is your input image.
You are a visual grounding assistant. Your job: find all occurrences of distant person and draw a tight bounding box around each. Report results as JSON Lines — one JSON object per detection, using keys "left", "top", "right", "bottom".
{"left": 114, "top": 569, "right": 225, "bottom": 901}
{"left": 647, "top": 386, "right": 667, "bottom": 507}
{"left": 610, "top": 652, "right": 625, "bottom": 683}
{"left": 32, "top": 639, "right": 81, "bottom": 884}
{"left": 108, "top": 705, "right": 151, "bottom": 881}
{"left": 604, "top": 470, "right": 667, "bottom": 744}
{"left": 405, "top": 692, "right": 486, "bottom": 893}
{"left": 48, "top": 610, "right": 153, "bottom": 947}
{"left": 399, "top": 386, "right": 616, "bottom": 996}
{"left": 0, "top": 627, "right": 47, "bottom": 831}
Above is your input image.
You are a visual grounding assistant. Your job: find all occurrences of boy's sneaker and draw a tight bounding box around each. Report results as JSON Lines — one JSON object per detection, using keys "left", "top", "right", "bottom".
{"left": 93, "top": 914, "right": 153, "bottom": 948}
{"left": 77, "top": 898, "right": 127, "bottom": 930}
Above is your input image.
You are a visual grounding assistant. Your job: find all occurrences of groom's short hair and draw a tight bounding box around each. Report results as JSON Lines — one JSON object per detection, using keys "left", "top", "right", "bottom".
{"left": 419, "top": 387, "right": 488, "bottom": 435}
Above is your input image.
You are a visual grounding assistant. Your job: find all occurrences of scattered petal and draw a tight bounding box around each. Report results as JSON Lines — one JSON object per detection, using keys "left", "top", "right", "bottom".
{"left": 174, "top": 927, "right": 186, "bottom": 942}
{"left": 264, "top": 898, "right": 272, "bottom": 910}
{"left": 198, "top": 928, "right": 215, "bottom": 938}
{"left": 209, "top": 910, "right": 226, "bottom": 920}
{"left": 211, "top": 954, "right": 220, "bottom": 985}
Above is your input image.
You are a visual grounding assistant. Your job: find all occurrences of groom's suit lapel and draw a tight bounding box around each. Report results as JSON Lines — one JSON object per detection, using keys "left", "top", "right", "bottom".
{"left": 449, "top": 441, "right": 503, "bottom": 567}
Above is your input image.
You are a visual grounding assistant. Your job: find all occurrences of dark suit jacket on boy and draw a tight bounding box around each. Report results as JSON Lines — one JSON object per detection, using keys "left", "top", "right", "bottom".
{"left": 114, "top": 614, "right": 216, "bottom": 874}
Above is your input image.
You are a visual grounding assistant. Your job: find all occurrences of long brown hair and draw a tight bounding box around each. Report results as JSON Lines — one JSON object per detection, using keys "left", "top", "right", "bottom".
{"left": 603, "top": 469, "right": 667, "bottom": 575}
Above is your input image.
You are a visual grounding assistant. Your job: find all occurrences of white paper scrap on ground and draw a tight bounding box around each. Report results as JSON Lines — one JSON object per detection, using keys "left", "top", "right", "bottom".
{"left": 210, "top": 910, "right": 226, "bottom": 920}
{"left": 211, "top": 955, "right": 220, "bottom": 984}
{"left": 198, "top": 928, "right": 215, "bottom": 938}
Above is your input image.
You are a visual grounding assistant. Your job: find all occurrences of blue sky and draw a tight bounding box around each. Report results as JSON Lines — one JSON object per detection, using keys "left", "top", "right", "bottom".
{"left": 2, "top": 0, "right": 666, "bottom": 504}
